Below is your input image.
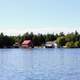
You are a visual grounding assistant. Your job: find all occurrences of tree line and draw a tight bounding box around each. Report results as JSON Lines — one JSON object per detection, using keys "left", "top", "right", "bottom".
{"left": 0, "top": 31, "right": 80, "bottom": 48}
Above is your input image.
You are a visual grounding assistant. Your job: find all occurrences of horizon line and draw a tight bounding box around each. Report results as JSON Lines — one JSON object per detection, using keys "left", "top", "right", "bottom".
{"left": 0, "top": 26, "right": 79, "bottom": 35}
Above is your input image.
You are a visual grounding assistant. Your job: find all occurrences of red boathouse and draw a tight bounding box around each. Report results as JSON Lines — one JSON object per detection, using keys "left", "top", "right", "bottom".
{"left": 22, "top": 40, "right": 33, "bottom": 48}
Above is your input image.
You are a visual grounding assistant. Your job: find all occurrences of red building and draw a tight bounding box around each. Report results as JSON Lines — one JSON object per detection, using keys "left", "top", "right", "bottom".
{"left": 22, "top": 40, "right": 33, "bottom": 48}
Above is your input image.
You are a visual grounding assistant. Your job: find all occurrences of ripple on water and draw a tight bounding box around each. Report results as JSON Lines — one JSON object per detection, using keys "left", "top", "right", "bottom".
{"left": 0, "top": 48, "right": 80, "bottom": 80}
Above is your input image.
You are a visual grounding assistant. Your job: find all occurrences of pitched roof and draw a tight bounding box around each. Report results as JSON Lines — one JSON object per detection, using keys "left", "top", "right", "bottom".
{"left": 22, "top": 40, "right": 32, "bottom": 45}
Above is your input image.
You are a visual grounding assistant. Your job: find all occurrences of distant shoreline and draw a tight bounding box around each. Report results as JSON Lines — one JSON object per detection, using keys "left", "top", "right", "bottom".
{"left": 0, "top": 31, "right": 80, "bottom": 48}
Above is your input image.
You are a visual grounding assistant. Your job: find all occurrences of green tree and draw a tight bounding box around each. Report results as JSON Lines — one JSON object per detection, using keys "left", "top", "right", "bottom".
{"left": 59, "top": 32, "right": 64, "bottom": 37}
{"left": 0, "top": 33, "right": 4, "bottom": 48}
{"left": 56, "top": 37, "right": 66, "bottom": 47}
{"left": 65, "top": 41, "right": 75, "bottom": 48}
{"left": 74, "top": 41, "right": 80, "bottom": 48}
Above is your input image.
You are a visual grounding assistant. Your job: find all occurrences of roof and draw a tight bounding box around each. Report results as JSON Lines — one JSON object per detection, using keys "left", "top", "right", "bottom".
{"left": 46, "top": 41, "right": 54, "bottom": 44}
{"left": 22, "top": 40, "right": 32, "bottom": 45}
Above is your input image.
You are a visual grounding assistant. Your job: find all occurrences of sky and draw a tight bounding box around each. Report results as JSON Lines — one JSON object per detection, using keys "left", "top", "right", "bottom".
{"left": 0, "top": 0, "right": 80, "bottom": 35}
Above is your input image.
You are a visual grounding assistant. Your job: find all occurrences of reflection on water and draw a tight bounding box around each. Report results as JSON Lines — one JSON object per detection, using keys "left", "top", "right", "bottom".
{"left": 0, "top": 48, "right": 80, "bottom": 80}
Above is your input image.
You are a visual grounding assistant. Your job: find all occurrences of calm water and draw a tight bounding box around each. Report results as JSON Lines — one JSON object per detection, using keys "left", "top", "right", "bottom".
{"left": 0, "top": 48, "right": 80, "bottom": 80}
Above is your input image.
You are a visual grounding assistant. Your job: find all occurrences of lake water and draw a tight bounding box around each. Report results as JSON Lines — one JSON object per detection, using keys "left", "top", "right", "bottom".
{"left": 0, "top": 48, "right": 80, "bottom": 80}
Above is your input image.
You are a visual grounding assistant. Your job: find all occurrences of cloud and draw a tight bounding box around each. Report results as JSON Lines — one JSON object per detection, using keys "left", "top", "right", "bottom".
{"left": 0, "top": 26, "right": 79, "bottom": 35}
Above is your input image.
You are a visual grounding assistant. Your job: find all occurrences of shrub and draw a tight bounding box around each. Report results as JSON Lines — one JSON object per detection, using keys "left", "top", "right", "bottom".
{"left": 65, "top": 41, "right": 75, "bottom": 48}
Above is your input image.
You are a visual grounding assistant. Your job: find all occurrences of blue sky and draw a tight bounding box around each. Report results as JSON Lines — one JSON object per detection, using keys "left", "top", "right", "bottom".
{"left": 0, "top": 0, "right": 80, "bottom": 35}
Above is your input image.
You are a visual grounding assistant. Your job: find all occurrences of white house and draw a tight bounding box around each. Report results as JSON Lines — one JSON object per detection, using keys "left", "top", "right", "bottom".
{"left": 45, "top": 41, "right": 57, "bottom": 48}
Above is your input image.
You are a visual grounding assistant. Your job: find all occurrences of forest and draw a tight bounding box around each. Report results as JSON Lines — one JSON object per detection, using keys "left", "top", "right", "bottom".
{"left": 0, "top": 31, "right": 80, "bottom": 48}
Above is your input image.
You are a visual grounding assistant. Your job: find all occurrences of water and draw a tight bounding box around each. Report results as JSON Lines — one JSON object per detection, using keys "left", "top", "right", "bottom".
{"left": 0, "top": 48, "right": 80, "bottom": 80}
